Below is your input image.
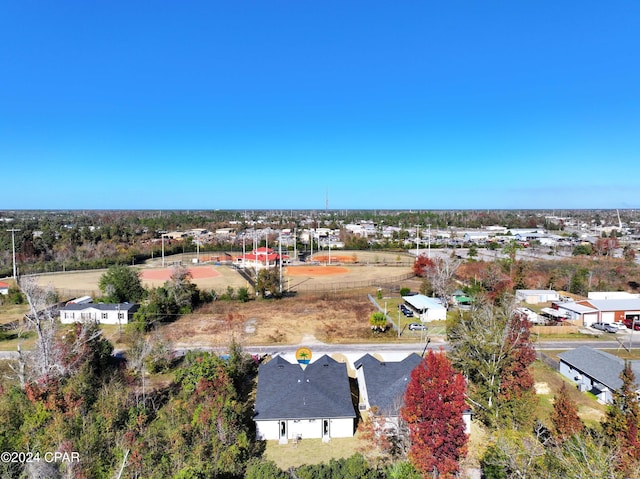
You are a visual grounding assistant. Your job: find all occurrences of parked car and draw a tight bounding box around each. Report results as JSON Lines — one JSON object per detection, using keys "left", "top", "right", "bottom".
{"left": 399, "top": 304, "right": 414, "bottom": 317}
{"left": 408, "top": 322, "right": 427, "bottom": 331}
{"left": 608, "top": 322, "right": 628, "bottom": 332}
{"left": 592, "top": 322, "right": 617, "bottom": 333}
{"left": 623, "top": 318, "right": 640, "bottom": 330}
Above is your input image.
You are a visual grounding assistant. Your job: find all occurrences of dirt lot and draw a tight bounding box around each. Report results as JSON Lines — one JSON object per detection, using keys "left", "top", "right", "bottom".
{"left": 29, "top": 251, "right": 417, "bottom": 350}
{"left": 159, "top": 292, "right": 387, "bottom": 349}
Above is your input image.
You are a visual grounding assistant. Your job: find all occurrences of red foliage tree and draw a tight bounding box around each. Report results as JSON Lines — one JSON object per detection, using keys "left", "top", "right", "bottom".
{"left": 401, "top": 350, "right": 468, "bottom": 478}
{"left": 413, "top": 255, "right": 435, "bottom": 277}
{"left": 550, "top": 383, "right": 583, "bottom": 440}
{"left": 497, "top": 313, "right": 538, "bottom": 429}
{"left": 603, "top": 364, "right": 640, "bottom": 474}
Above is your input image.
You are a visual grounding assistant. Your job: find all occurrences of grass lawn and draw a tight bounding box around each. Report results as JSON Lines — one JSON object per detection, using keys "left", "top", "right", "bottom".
{"left": 263, "top": 435, "right": 364, "bottom": 470}
{"left": 0, "top": 303, "right": 34, "bottom": 350}
{"left": 0, "top": 303, "right": 29, "bottom": 325}
{"left": 532, "top": 360, "right": 606, "bottom": 429}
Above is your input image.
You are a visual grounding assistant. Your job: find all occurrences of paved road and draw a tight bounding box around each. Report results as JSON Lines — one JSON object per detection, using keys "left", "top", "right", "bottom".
{"left": 3, "top": 334, "right": 638, "bottom": 362}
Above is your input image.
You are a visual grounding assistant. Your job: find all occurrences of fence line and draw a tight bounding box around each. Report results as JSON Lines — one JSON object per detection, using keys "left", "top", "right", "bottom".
{"left": 290, "top": 272, "right": 415, "bottom": 294}
{"left": 537, "top": 352, "right": 560, "bottom": 371}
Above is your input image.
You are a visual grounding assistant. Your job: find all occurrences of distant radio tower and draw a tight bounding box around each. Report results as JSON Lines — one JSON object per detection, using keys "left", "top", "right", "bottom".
{"left": 325, "top": 188, "right": 329, "bottom": 212}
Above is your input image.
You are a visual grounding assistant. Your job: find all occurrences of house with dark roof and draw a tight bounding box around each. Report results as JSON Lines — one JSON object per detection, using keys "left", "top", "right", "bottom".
{"left": 59, "top": 303, "right": 139, "bottom": 325}
{"left": 253, "top": 355, "right": 356, "bottom": 443}
{"left": 558, "top": 346, "right": 640, "bottom": 404}
{"left": 354, "top": 353, "right": 423, "bottom": 434}
{"left": 355, "top": 353, "right": 472, "bottom": 434}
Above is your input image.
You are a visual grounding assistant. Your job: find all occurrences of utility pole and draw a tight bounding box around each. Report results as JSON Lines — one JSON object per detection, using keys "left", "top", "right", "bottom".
{"left": 7, "top": 228, "right": 21, "bottom": 279}
{"left": 427, "top": 223, "right": 431, "bottom": 259}
{"left": 161, "top": 234, "right": 165, "bottom": 268}
{"left": 279, "top": 231, "right": 283, "bottom": 295}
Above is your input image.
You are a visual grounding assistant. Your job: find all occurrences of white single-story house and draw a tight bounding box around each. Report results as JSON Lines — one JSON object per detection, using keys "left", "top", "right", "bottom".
{"left": 558, "top": 347, "right": 640, "bottom": 404}
{"left": 0, "top": 282, "right": 9, "bottom": 295}
{"left": 59, "top": 303, "right": 139, "bottom": 325}
{"left": 253, "top": 355, "right": 356, "bottom": 443}
{"left": 515, "top": 289, "right": 559, "bottom": 305}
{"left": 402, "top": 294, "right": 447, "bottom": 321}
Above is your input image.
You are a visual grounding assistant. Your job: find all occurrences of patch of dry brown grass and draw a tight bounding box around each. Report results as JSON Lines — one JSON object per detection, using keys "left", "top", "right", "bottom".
{"left": 159, "top": 293, "right": 381, "bottom": 348}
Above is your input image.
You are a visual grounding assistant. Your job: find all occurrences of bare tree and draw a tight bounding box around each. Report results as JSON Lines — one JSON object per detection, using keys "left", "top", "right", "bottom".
{"left": 552, "top": 433, "right": 620, "bottom": 479}
{"left": 18, "top": 276, "right": 60, "bottom": 381}
{"left": 168, "top": 264, "right": 195, "bottom": 310}
{"left": 425, "top": 256, "right": 462, "bottom": 308}
{"left": 448, "top": 296, "right": 534, "bottom": 427}
{"left": 16, "top": 276, "right": 103, "bottom": 384}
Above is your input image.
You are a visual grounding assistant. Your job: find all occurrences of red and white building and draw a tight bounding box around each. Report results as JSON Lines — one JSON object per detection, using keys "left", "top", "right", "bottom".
{"left": 552, "top": 298, "right": 640, "bottom": 327}
{"left": 0, "top": 281, "right": 9, "bottom": 295}
{"left": 236, "top": 247, "right": 289, "bottom": 270}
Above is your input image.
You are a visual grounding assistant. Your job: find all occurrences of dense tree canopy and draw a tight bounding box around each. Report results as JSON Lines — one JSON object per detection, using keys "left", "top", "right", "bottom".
{"left": 447, "top": 299, "right": 537, "bottom": 429}
{"left": 99, "top": 265, "right": 146, "bottom": 303}
{"left": 401, "top": 350, "right": 468, "bottom": 478}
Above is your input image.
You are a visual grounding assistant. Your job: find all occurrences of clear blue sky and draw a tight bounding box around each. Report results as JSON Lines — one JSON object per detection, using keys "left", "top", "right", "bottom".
{"left": 1, "top": 1, "right": 638, "bottom": 210}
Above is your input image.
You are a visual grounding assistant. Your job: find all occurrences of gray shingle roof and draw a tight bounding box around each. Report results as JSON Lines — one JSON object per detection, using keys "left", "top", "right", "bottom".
{"left": 558, "top": 346, "right": 640, "bottom": 391}
{"left": 253, "top": 355, "right": 356, "bottom": 421}
{"left": 354, "top": 353, "right": 423, "bottom": 416}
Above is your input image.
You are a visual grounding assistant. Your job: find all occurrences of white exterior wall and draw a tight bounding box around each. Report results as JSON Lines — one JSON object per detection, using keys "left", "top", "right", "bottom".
{"left": 255, "top": 420, "right": 280, "bottom": 441}
{"left": 422, "top": 307, "right": 447, "bottom": 321}
{"left": 601, "top": 311, "right": 616, "bottom": 323}
{"left": 60, "top": 308, "right": 129, "bottom": 325}
{"left": 559, "top": 361, "right": 613, "bottom": 404}
{"left": 355, "top": 368, "right": 369, "bottom": 410}
{"left": 583, "top": 312, "right": 598, "bottom": 327}
{"left": 328, "top": 418, "right": 354, "bottom": 438}
{"left": 256, "top": 418, "right": 353, "bottom": 441}
{"left": 589, "top": 292, "right": 640, "bottom": 300}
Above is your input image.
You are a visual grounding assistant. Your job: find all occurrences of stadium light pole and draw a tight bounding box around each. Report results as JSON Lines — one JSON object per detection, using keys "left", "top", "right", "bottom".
{"left": 427, "top": 223, "right": 431, "bottom": 259}
{"left": 7, "top": 228, "right": 20, "bottom": 279}
{"left": 415, "top": 225, "right": 420, "bottom": 257}
{"left": 161, "top": 234, "right": 166, "bottom": 268}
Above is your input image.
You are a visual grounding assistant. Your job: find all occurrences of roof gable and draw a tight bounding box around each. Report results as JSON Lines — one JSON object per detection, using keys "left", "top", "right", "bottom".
{"left": 355, "top": 353, "right": 423, "bottom": 416}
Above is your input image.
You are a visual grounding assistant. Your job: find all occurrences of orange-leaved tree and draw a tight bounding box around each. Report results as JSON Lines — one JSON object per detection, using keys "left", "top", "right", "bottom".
{"left": 413, "top": 255, "right": 435, "bottom": 277}
{"left": 401, "top": 350, "right": 468, "bottom": 478}
{"left": 550, "top": 383, "right": 583, "bottom": 440}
